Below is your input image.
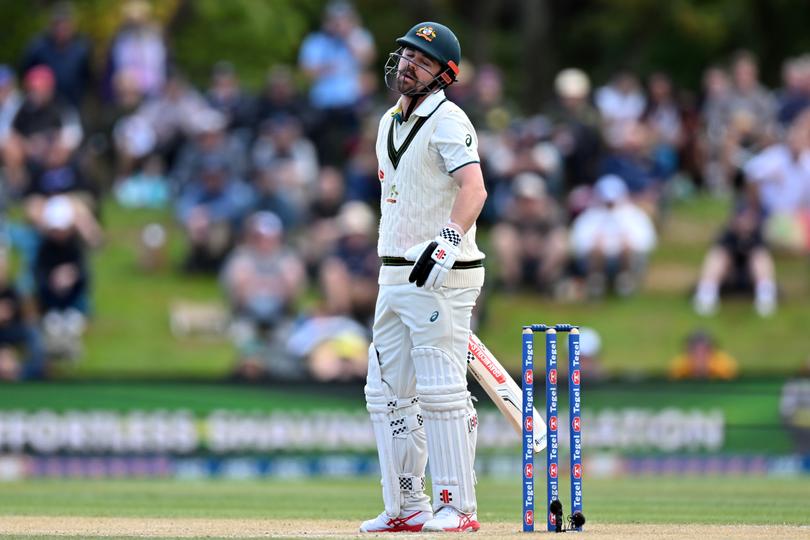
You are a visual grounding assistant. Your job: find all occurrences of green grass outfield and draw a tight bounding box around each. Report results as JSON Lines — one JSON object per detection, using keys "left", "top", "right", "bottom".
{"left": 38, "top": 194, "right": 810, "bottom": 380}
{"left": 1, "top": 477, "right": 808, "bottom": 529}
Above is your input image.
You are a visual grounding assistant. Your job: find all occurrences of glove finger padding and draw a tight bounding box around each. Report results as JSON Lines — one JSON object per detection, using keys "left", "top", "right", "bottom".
{"left": 425, "top": 261, "right": 449, "bottom": 290}
{"left": 409, "top": 241, "right": 439, "bottom": 287}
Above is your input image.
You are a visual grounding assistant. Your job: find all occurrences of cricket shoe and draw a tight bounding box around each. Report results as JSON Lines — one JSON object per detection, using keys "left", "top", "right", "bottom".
{"left": 421, "top": 506, "right": 480, "bottom": 532}
{"left": 359, "top": 509, "right": 432, "bottom": 532}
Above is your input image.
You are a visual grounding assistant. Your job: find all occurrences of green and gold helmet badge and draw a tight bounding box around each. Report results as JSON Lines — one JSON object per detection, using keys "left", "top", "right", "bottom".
{"left": 415, "top": 26, "right": 437, "bottom": 42}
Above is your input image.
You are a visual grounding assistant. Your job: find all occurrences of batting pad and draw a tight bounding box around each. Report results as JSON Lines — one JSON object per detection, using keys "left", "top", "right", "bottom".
{"left": 412, "top": 346, "right": 478, "bottom": 514}
{"left": 364, "top": 344, "right": 430, "bottom": 517}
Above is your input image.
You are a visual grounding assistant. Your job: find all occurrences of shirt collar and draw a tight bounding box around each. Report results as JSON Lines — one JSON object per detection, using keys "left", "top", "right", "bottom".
{"left": 393, "top": 89, "right": 447, "bottom": 123}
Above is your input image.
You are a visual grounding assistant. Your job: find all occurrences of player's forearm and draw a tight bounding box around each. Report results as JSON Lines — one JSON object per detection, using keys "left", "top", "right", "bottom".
{"left": 449, "top": 167, "right": 487, "bottom": 233}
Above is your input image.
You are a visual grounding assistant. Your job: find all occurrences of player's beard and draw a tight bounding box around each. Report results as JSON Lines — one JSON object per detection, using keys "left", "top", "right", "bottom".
{"left": 384, "top": 50, "right": 436, "bottom": 96}
{"left": 396, "top": 69, "right": 419, "bottom": 94}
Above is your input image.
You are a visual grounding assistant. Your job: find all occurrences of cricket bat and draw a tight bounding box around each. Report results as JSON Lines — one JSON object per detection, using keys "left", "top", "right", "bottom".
{"left": 467, "top": 333, "right": 546, "bottom": 453}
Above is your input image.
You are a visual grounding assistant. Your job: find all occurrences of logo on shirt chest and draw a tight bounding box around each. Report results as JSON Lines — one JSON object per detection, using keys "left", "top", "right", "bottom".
{"left": 385, "top": 184, "right": 399, "bottom": 204}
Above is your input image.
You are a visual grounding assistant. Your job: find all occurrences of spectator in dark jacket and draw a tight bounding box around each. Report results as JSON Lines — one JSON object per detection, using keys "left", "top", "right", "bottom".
{"left": 20, "top": 2, "right": 91, "bottom": 108}
{"left": 3, "top": 65, "right": 83, "bottom": 193}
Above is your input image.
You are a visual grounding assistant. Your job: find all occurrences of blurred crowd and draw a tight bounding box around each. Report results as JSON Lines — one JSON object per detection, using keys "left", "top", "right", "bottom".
{"left": 1, "top": 1, "right": 809, "bottom": 382}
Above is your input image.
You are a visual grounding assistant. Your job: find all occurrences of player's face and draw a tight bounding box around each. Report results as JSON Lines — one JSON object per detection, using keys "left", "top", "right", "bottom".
{"left": 397, "top": 47, "right": 440, "bottom": 93}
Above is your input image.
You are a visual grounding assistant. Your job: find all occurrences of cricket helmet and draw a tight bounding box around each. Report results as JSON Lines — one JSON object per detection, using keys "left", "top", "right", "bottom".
{"left": 384, "top": 22, "right": 461, "bottom": 95}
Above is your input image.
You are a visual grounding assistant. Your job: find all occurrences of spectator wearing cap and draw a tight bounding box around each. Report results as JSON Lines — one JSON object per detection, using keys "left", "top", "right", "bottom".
{"left": 33, "top": 195, "right": 92, "bottom": 358}
{"left": 220, "top": 211, "right": 306, "bottom": 377}
{"left": 175, "top": 153, "right": 254, "bottom": 273}
{"left": 0, "top": 66, "right": 22, "bottom": 147}
{"left": 491, "top": 172, "right": 568, "bottom": 294}
{"left": 548, "top": 68, "right": 603, "bottom": 191}
{"left": 298, "top": 0, "right": 375, "bottom": 164}
{"left": 104, "top": 0, "right": 167, "bottom": 102}
{"left": 0, "top": 246, "right": 46, "bottom": 380}
{"left": 3, "top": 65, "right": 83, "bottom": 193}
{"left": 569, "top": 175, "right": 657, "bottom": 298}
{"left": 21, "top": 2, "right": 91, "bottom": 108}
{"left": 319, "top": 201, "right": 379, "bottom": 324}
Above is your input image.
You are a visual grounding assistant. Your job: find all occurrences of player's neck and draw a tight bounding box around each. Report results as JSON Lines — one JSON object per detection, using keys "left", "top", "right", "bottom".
{"left": 399, "top": 94, "right": 428, "bottom": 122}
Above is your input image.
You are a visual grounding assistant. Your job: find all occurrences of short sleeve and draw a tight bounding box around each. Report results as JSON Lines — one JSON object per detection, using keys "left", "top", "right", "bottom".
{"left": 432, "top": 108, "right": 480, "bottom": 175}
{"left": 298, "top": 34, "right": 324, "bottom": 70}
{"left": 743, "top": 146, "right": 781, "bottom": 184}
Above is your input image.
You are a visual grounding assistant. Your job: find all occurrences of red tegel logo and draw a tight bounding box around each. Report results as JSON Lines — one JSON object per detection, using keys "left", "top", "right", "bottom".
{"left": 549, "top": 416, "right": 558, "bottom": 431}
{"left": 525, "top": 510, "right": 534, "bottom": 525}
{"left": 572, "top": 369, "right": 581, "bottom": 385}
{"left": 572, "top": 416, "right": 581, "bottom": 432}
{"left": 525, "top": 369, "right": 533, "bottom": 384}
{"left": 573, "top": 463, "right": 582, "bottom": 479}
{"left": 549, "top": 463, "right": 558, "bottom": 478}
{"left": 549, "top": 369, "right": 557, "bottom": 384}
{"left": 525, "top": 416, "right": 533, "bottom": 431}
{"left": 525, "top": 463, "right": 533, "bottom": 478}
{"left": 469, "top": 340, "right": 506, "bottom": 383}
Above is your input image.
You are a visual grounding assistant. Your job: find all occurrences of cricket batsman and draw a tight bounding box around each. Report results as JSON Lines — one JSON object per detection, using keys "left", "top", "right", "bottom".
{"left": 360, "top": 21, "right": 488, "bottom": 533}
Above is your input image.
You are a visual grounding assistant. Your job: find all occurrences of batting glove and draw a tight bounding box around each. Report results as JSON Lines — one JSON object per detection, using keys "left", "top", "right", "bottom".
{"left": 404, "top": 226, "right": 462, "bottom": 290}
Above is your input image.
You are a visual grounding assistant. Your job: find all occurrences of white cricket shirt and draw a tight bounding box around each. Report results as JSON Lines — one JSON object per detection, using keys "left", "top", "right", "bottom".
{"left": 375, "top": 89, "right": 485, "bottom": 288}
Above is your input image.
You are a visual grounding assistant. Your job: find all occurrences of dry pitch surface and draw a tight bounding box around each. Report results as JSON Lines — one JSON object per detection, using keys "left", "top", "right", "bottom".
{"left": 1, "top": 517, "right": 810, "bottom": 540}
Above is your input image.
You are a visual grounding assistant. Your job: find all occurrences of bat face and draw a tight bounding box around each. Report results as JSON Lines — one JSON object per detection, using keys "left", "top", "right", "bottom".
{"left": 467, "top": 333, "right": 547, "bottom": 453}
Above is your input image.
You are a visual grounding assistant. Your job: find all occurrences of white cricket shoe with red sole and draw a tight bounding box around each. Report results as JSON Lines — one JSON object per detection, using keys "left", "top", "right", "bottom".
{"left": 421, "top": 506, "right": 480, "bottom": 532}
{"left": 359, "top": 509, "right": 432, "bottom": 532}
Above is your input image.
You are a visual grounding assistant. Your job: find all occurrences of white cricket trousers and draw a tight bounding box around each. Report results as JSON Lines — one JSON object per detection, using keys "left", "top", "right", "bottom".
{"left": 372, "top": 283, "right": 480, "bottom": 395}
{"left": 368, "top": 283, "right": 481, "bottom": 514}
